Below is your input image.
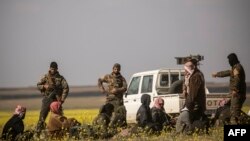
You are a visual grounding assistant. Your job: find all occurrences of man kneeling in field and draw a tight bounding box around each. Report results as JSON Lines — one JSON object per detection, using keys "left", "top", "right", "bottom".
{"left": 47, "top": 101, "right": 80, "bottom": 139}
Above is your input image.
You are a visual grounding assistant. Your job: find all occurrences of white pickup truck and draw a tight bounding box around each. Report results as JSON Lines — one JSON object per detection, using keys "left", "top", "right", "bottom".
{"left": 123, "top": 68, "right": 229, "bottom": 123}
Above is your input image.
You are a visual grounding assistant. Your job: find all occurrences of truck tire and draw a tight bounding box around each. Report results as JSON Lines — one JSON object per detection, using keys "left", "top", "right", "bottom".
{"left": 169, "top": 80, "right": 183, "bottom": 94}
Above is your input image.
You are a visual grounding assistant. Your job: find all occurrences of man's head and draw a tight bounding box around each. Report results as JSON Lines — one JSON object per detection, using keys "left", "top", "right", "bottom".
{"left": 184, "top": 58, "right": 197, "bottom": 74}
{"left": 141, "top": 94, "right": 151, "bottom": 106}
{"left": 154, "top": 97, "right": 164, "bottom": 109}
{"left": 50, "top": 101, "right": 63, "bottom": 115}
{"left": 14, "top": 105, "right": 26, "bottom": 119}
{"left": 227, "top": 53, "right": 239, "bottom": 67}
{"left": 49, "top": 61, "right": 58, "bottom": 75}
{"left": 112, "top": 63, "right": 121, "bottom": 75}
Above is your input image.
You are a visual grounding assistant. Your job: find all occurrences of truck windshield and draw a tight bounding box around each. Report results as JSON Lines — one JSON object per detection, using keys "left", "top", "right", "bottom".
{"left": 127, "top": 76, "right": 141, "bottom": 95}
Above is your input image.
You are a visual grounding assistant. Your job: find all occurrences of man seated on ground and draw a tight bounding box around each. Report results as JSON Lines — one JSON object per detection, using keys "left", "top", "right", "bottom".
{"left": 112, "top": 95, "right": 160, "bottom": 138}
{"left": 69, "top": 103, "right": 116, "bottom": 139}
{"left": 151, "top": 97, "right": 173, "bottom": 131}
{"left": 92, "top": 103, "right": 115, "bottom": 139}
{"left": 136, "top": 94, "right": 158, "bottom": 133}
{"left": 1, "top": 105, "right": 26, "bottom": 140}
{"left": 211, "top": 99, "right": 231, "bottom": 126}
{"left": 47, "top": 101, "right": 80, "bottom": 139}
{"left": 211, "top": 99, "right": 250, "bottom": 126}
{"left": 109, "top": 104, "right": 127, "bottom": 129}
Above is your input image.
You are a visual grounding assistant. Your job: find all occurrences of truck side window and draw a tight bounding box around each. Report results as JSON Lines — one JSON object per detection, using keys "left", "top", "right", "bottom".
{"left": 171, "top": 74, "right": 179, "bottom": 84}
{"left": 160, "top": 74, "right": 169, "bottom": 87}
{"left": 141, "top": 75, "right": 153, "bottom": 93}
{"left": 127, "top": 76, "right": 141, "bottom": 95}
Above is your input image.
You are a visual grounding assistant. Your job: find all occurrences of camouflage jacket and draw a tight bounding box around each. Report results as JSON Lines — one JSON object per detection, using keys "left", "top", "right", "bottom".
{"left": 37, "top": 72, "right": 69, "bottom": 101}
{"left": 216, "top": 63, "right": 246, "bottom": 96}
{"left": 98, "top": 73, "right": 127, "bottom": 99}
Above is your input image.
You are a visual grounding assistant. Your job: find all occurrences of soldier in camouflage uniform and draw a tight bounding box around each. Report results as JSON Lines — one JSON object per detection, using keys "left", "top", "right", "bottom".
{"left": 35, "top": 62, "right": 69, "bottom": 132}
{"left": 212, "top": 53, "right": 246, "bottom": 124}
{"left": 98, "top": 63, "right": 127, "bottom": 128}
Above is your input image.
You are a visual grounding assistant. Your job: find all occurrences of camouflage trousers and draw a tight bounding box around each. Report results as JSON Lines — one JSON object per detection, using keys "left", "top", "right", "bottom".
{"left": 36, "top": 97, "right": 56, "bottom": 132}
{"left": 106, "top": 97, "right": 127, "bottom": 128}
{"left": 230, "top": 95, "right": 246, "bottom": 124}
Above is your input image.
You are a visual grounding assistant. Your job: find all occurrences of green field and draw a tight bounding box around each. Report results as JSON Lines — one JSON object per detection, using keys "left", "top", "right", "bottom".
{"left": 1, "top": 107, "right": 249, "bottom": 141}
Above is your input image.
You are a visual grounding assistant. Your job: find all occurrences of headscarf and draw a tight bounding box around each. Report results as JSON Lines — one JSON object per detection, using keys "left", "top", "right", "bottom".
{"left": 14, "top": 105, "right": 26, "bottom": 118}
{"left": 153, "top": 97, "right": 164, "bottom": 109}
{"left": 50, "top": 101, "right": 62, "bottom": 115}
{"left": 141, "top": 94, "right": 151, "bottom": 106}
{"left": 184, "top": 60, "right": 197, "bottom": 94}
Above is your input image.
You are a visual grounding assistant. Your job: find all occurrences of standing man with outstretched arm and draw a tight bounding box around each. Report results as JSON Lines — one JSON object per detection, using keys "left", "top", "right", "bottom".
{"left": 98, "top": 63, "right": 127, "bottom": 128}
{"left": 35, "top": 62, "right": 69, "bottom": 133}
{"left": 212, "top": 53, "right": 246, "bottom": 125}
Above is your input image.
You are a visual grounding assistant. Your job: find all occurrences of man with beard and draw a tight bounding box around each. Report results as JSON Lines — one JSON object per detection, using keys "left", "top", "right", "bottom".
{"left": 176, "top": 58, "right": 206, "bottom": 134}
{"left": 212, "top": 53, "right": 246, "bottom": 125}
{"left": 98, "top": 63, "right": 127, "bottom": 128}
{"left": 35, "top": 62, "right": 69, "bottom": 133}
{"left": 151, "top": 97, "right": 172, "bottom": 131}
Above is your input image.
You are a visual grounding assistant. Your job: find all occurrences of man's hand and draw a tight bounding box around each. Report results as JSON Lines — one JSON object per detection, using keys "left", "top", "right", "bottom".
{"left": 182, "top": 90, "right": 187, "bottom": 98}
{"left": 110, "top": 88, "right": 117, "bottom": 94}
{"left": 211, "top": 73, "right": 217, "bottom": 78}
{"left": 232, "top": 90, "right": 237, "bottom": 97}
{"left": 43, "top": 84, "right": 49, "bottom": 90}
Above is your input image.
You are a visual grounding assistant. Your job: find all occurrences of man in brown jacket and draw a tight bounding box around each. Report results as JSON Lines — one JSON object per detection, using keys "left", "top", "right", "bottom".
{"left": 47, "top": 101, "right": 80, "bottom": 139}
{"left": 176, "top": 58, "right": 206, "bottom": 134}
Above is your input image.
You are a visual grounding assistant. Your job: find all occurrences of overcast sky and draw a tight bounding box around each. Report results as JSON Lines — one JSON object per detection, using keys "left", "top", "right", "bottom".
{"left": 0, "top": 0, "right": 249, "bottom": 87}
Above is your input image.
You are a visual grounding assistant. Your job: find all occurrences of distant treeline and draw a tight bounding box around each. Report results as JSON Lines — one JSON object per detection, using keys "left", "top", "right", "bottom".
{"left": 207, "top": 86, "right": 250, "bottom": 93}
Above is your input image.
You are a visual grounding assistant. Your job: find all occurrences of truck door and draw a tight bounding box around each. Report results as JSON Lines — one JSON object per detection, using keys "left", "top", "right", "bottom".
{"left": 124, "top": 76, "right": 141, "bottom": 122}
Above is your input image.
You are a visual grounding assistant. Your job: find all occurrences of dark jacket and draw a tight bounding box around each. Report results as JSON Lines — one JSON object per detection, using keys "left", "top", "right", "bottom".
{"left": 2, "top": 115, "right": 24, "bottom": 141}
{"left": 184, "top": 69, "right": 206, "bottom": 113}
{"left": 151, "top": 107, "right": 170, "bottom": 130}
{"left": 92, "top": 103, "right": 114, "bottom": 139}
{"left": 136, "top": 94, "right": 152, "bottom": 128}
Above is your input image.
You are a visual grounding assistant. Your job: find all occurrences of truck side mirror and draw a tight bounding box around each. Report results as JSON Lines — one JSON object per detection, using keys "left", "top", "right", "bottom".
{"left": 125, "top": 91, "right": 128, "bottom": 98}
